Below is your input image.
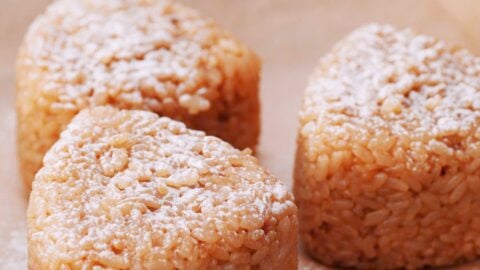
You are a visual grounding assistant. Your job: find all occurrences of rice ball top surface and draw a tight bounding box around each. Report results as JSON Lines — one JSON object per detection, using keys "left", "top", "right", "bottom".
{"left": 20, "top": 0, "right": 252, "bottom": 115}
{"left": 301, "top": 24, "right": 480, "bottom": 144}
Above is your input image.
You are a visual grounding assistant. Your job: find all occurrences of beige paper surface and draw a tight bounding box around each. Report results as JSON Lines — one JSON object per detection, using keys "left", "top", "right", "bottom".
{"left": 1, "top": 0, "right": 480, "bottom": 268}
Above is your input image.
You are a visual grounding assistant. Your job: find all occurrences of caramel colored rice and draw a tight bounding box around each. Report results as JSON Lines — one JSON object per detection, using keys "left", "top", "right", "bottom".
{"left": 28, "top": 106, "right": 297, "bottom": 270}
{"left": 16, "top": 0, "right": 260, "bottom": 188}
{"left": 294, "top": 24, "right": 480, "bottom": 269}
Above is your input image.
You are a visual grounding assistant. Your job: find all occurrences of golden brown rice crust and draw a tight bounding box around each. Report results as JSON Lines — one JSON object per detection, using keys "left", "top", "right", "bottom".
{"left": 295, "top": 24, "right": 480, "bottom": 269}
{"left": 28, "top": 106, "right": 296, "bottom": 270}
{"left": 16, "top": 0, "right": 260, "bottom": 189}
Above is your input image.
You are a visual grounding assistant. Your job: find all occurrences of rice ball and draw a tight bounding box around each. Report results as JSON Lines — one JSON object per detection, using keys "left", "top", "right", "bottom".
{"left": 17, "top": 0, "right": 260, "bottom": 188}
{"left": 28, "top": 106, "right": 297, "bottom": 269}
{"left": 294, "top": 24, "right": 480, "bottom": 269}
